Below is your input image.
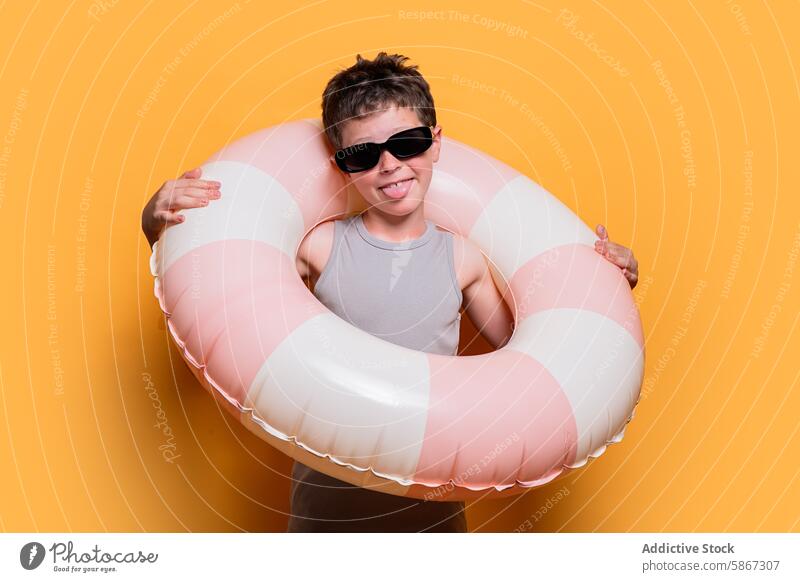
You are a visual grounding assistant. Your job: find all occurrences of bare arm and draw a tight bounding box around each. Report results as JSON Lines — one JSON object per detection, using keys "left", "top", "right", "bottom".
{"left": 455, "top": 236, "right": 515, "bottom": 350}
{"left": 295, "top": 221, "right": 335, "bottom": 290}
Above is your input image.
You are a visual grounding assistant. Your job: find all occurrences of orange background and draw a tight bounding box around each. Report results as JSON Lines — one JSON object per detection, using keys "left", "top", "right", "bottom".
{"left": 1, "top": 0, "right": 798, "bottom": 532}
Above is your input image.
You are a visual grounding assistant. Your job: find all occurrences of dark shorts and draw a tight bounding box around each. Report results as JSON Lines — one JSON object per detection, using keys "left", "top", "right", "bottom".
{"left": 286, "top": 461, "right": 468, "bottom": 533}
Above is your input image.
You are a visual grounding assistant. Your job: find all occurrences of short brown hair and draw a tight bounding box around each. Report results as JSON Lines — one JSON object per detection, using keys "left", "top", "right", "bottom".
{"left": 321, "top": 52, "right": 437, "bottom": 150}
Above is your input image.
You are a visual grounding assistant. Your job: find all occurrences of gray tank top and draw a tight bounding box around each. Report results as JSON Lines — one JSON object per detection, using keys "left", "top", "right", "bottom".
{"left": 314, "top": 212, "right": 462, "bottom": 355}
{"left": 286, "top": 212, "right": 467, "bottom": 532}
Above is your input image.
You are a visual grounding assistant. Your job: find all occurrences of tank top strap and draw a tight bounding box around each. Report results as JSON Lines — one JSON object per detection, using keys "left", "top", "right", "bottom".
{"left": 313, "top": 216, "right": 346, "bottom": 292}
{"left": 443, "top": 230, "right": 464, "bottom": 307}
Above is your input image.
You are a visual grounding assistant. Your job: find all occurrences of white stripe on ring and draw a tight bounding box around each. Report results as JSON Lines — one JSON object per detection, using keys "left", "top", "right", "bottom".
{"left": 468, "top": 175, "right": 597, "bottom": 280}
{"left": 156, "top": 160, "right": 305, "bottom": 274}
{"left": 247, "top": 312, "right": 432, "bottom": 483}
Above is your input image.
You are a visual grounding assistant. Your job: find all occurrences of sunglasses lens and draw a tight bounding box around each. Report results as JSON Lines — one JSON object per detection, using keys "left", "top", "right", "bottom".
{"left": 336, "top": 144, "right": 379, "bottom": 172}
{"left": 387, "top": 127, "right": 433, "bottom": 159}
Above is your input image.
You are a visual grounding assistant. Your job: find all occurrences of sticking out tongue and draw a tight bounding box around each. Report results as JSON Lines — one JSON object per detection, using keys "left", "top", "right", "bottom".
{"left": 380, "top": 178, "right": 414, "bottom": 199}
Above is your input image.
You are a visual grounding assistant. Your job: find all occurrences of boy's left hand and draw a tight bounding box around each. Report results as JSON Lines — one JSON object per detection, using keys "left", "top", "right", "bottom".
{"left": 594, "top": 224, "right": 639, "bottom": 289}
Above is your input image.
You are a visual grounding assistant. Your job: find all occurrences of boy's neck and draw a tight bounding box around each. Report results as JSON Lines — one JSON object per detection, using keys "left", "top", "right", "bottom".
{"left": 361, "top": 204, "right": 427, "bottom": 243}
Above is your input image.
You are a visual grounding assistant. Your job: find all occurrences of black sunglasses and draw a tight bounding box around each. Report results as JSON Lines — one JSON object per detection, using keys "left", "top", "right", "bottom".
{"left": 332, "top": 125, "right": 435, "bottom": 173}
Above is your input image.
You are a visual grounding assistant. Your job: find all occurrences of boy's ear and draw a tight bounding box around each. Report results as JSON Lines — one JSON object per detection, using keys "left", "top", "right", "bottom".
{"left": 330, "top": 156, "right": 351, "bottom": 180}
{"left": 431, "top": 124, "right": 443, "bottom": 163}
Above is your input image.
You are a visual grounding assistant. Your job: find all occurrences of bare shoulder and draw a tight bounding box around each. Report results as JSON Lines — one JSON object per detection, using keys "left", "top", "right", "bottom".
{"left": 296, "top": 220, "right": 335, "bottom": 287}
{"left": 447, "top": 229, "right": 486, "bottom": 292}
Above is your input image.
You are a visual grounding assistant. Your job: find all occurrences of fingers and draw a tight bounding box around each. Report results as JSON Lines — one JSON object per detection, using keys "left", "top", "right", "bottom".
{"left": 159, "top": 181, "right": 221, "bottom": 211}
{"left": 594, "top": 238, "right": 616, "bottom": 260}
{"left": 622, "top": 267, "right": 639, "bottom": 289}
{"left": 605, "top": 244, "right": 635, "bottom": 269}
{"left": 595, "top": 241, "right": 638, "bottom": 270}
{"left": 593, "top": 226, "right": 640, "bottom": 287}
{"left": 147, "top": 170, "right": 220, "bottom": 234}
{"left": 162, "top": 193, "right": 213, "bottom": 211}
{"left": 172, "top": 187, "right": 221, "bottom": 200}
{"left": 173, "top": 178, "right": 221, "bottom": 190}
{"left": 153, "top": 208, "right": 185, "bottom": 226}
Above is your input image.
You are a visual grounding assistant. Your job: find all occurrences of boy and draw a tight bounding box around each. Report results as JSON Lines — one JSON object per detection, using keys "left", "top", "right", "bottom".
{"left": 141, "top": 52, "right": 639, "bottom": 532}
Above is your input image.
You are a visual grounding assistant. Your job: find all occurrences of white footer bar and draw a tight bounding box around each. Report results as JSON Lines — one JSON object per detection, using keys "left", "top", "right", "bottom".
{"left": 1, "top": 533, "right": 797, "bottom": 580}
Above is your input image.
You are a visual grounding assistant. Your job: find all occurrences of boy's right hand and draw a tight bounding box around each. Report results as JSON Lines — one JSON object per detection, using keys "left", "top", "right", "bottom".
{"left": 142, "top": 167, "right": 221, "bottom": 248}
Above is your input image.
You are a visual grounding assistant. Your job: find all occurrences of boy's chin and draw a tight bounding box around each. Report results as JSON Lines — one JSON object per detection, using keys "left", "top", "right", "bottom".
{"left": 366, "top": 196, "right": 426, "bottom": 216}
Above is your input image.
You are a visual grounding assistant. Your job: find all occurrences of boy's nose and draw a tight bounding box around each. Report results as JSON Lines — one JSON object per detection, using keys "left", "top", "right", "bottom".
{"left": 377, "top": 148, "right": 401, "bottom": 172}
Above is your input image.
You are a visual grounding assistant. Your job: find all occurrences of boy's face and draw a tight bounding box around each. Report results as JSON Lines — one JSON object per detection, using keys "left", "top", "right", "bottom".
{"left": 335, "top": 106, "right": 441, "bottom": 218}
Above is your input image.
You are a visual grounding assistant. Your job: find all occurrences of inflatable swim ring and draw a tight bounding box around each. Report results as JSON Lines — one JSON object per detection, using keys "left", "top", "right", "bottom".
{"left": 149, "top": 119, "right": 645, "bottom": 501}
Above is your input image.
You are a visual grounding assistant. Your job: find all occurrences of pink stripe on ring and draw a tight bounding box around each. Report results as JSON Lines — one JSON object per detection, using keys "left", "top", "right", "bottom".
{"left": 161, "top": 239, "right": 327, "bottom": 406}
{"left": 413, "top": 350, "right": 578, "bottom": 491}
{"left": 509, "top": 243, "right": 644, "bottom": 348}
